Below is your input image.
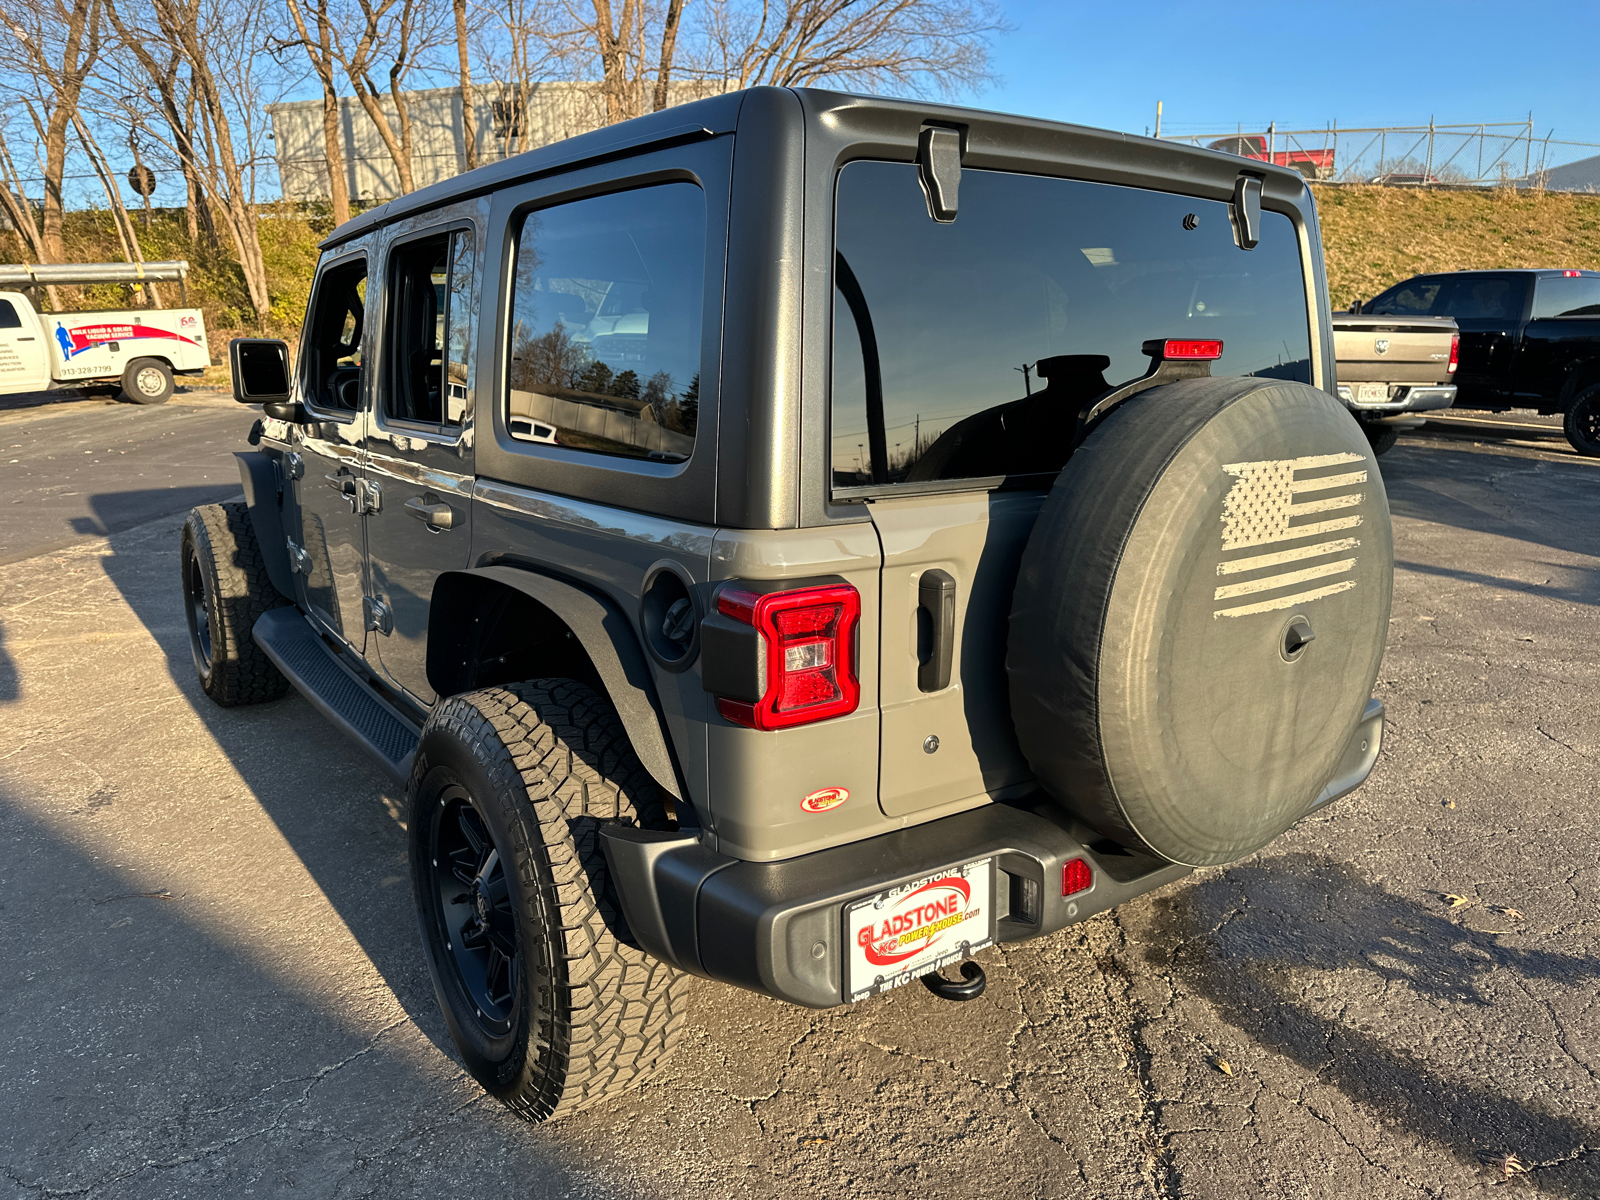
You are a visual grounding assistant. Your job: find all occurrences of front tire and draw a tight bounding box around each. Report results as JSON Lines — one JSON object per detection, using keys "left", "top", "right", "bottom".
{"left": 408, "top": 680, "right": 691, "bottom": 1122}
{"left": 1563, "top": 384, "right": 1600, "bottom": 457}
{"left": 180, "top": 503, "right": 290, "bottom": 706}
{"left": 119, "top": 357, "right": 174, "bottom": 404}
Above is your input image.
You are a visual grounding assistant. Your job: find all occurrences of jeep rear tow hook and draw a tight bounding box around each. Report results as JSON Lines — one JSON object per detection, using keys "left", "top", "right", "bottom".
{"left": 921, "top": 960, "right": 986, "bottom": 1001}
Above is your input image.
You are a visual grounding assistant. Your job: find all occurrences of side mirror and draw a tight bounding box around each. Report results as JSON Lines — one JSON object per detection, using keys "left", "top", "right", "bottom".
{"left": 1349, "top": 300, "right": 1362, "bottom": 314}
{"left": 230, "top": 338, "right": 295, "bottom": 414}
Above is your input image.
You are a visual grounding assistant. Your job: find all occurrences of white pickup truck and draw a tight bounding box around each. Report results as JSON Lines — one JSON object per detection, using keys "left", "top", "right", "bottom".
{"left": 0, "top": 262, "right": 210, "bottom": 404}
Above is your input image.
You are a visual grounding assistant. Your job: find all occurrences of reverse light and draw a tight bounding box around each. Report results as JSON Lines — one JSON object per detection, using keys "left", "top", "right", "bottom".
{"left": 1062, "top": 857, "right": 1094, "bottom": 897}
{"left": 713, "top": 584, "right": 861, "bottom": 730}
{"left": 1150, "top": 338, "right": 1224, "bottom": 361}
{"left": 1448, "top": 333, "right": 1459, "bottom": 374}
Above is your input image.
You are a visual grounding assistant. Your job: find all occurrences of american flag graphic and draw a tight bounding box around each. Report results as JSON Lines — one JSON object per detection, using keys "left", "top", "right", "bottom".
{"left": 1213, "top": 452, "right": 1367, "bottom": 619}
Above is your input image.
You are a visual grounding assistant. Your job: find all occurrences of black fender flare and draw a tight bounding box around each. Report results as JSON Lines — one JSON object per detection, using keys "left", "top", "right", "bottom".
{"left": 233, "top": 451, "right": 296, "bottom": 601}
{"left": 428, "top": 564, "right": 684, "bottom": 801}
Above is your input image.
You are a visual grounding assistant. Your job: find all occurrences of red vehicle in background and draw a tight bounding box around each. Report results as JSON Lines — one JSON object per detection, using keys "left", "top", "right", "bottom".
{"left": 1207, "top": 134, "right": 1335, "bottom": 180}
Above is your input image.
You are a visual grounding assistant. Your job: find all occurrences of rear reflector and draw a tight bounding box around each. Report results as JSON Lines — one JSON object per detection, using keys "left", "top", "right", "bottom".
{"left": 1448, "top": 333, "right": 1459, "bottom": 374}
{"left": 1062, "top": 857, "right": 1094, "bottom": 897}
{"left": 1154, "top": 338, "right": 1224, "bottom": 361}
{"left": 714, "top": 584, "right": 861, "bottom": 730}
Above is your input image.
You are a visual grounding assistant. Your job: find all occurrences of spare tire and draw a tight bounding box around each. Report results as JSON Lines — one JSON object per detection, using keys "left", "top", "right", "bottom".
{"left": 1008, "top": 377, "right": 1392, "bottom": 868}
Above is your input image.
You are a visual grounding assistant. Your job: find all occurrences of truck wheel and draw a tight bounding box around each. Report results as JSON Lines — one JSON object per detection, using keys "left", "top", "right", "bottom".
{"left": 119, "top": 357, "right": 174, "bottom": 404}
{"left": 1009, "top": 377, "right": 1393, "bottom": 868}
{"left": 180, "top": 503, "right": 290, "bottom": 706}
{"left": 1563, "top": 384, "right": 1600, "bottom": 457}
{"left": 408, "top": 680, "right": 691, "bottom": 1123}
{"left": 1363, "top": 424, "right": 1398, "bottom": 456}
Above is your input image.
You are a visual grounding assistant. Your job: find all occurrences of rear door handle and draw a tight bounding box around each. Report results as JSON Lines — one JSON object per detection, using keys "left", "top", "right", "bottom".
{"left": 405, "top": 494, "right": 456, "bottom": 530}
{"left": 917, "top": 568, "right": 957, "bottom": 692}
{"left": 325, "top": 472, "right": 356, "bottom": 494}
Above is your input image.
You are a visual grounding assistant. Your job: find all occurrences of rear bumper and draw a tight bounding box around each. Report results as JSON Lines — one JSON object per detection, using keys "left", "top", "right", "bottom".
{"left": 603, "top": 699, "right": 1385, "bottom": 1007}
{"left": 1337, "top": 383, "right": 1457, "bottom": 415}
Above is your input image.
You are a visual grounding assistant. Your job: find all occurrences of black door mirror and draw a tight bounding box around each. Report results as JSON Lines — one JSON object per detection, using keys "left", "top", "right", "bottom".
{"left": 230, "top": 338, "right": 294, "bottom": 409}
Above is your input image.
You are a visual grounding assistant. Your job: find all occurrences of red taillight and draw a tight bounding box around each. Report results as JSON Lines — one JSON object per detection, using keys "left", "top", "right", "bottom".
{"left": 714, "top": 584, "right": 861, "bottom": 730}
{"left": 1563, "top": 270, "right": 1582, "bottom": 277}
{"left": 1159, "top": 339, "right": 1224, "bottom": 361}
{"left": 1062, "top": 857, "right": 1094, "bottom": 897}
{"left": 1448, "top": 333, "right": 1459, "bottom": 374}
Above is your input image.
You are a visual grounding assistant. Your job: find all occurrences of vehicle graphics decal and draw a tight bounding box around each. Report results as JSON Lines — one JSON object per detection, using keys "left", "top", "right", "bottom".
{"left": 53, "top": 321, "right": 201, "bottom": 359}
{"left": 856, "top": 872, "right": 981, "bottom": 967}
{"left": 800, "top": 786, "right": 848, "bottom": 813}
{"left": 1214, "top": 451, "right": 1367, "bottom": 619}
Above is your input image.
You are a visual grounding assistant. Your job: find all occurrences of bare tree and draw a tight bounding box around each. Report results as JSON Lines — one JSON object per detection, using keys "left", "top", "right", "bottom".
{"left": 0, "top": 0, "right": 104, "bottom": 260}
{"left": 104, "top": 0, "right": 288, "bottom": 320}
{"left": 452, "top": 0, "right": 477, "bottom": 169}
{"left": 699, "top": 0, "right": 1003, "bottom": 97}
{"left": 281, "top": 0, "right": 353, "bottom": 223}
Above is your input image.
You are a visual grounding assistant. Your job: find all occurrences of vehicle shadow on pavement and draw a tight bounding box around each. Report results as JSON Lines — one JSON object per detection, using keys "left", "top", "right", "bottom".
{"left": 84, "top": 496, "right": 476, "bottom": 1071}
{"left": 1382, "top": 442, "right": 1600, "bottom": 607}
{"left": 0, "top": 620, "right": 16, "bottom": 702}
{"left": 1147, "top": 853, "right": 1600, "bottom": 1197}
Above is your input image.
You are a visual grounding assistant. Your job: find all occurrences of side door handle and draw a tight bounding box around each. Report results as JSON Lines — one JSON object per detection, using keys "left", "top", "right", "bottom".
{"left": 917, "top": 568, "right": 957, "bottom": 692}
{"left": 325, "top": 471, "right": 357, "bottom": 495}
{"left": 404, "top": 494, "right": 457, "bottom": 531}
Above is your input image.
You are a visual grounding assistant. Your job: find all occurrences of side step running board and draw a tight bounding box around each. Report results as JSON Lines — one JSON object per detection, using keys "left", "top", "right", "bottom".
{"left": 252, "top": 607, "right": 421, "bottom": 784}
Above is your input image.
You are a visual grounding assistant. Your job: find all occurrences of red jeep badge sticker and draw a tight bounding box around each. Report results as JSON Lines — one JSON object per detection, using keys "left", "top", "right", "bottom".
{"left": 800, "top": 786, "right": 848, "bottom": 813}
{"left": 857, "top": 873, "right": 980, "bottom": 967}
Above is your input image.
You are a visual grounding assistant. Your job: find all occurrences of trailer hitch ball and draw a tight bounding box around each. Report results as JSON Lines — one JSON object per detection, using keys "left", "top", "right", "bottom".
{"left": 921, "top": 960, "right": 986, "bottom": 1001}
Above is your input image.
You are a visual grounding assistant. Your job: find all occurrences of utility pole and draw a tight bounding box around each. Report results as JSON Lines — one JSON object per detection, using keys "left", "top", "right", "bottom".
{"left": 1015, "top": 362, "right": 1034, "bottom": 395}
{"left": 1155, "top": 100, "right": 1162, "bottom": 139}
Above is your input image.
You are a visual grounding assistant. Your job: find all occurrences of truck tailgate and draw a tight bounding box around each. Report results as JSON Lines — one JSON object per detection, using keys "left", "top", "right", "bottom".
{"left": 1333, "top": 315, "right": 1457, "bottom": 384}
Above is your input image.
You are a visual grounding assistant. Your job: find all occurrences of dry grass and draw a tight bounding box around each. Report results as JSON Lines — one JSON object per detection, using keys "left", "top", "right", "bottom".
{"left": 1314, "top": 184, "right": 1600, "bottom": 309}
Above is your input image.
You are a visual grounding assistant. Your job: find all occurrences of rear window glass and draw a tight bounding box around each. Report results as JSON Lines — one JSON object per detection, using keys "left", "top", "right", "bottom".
{"left": 1532, "top": 275, "right": 1600, "bottom": 319}
{"left": 830, "top": 162, "right": 1312, "bottom": 489}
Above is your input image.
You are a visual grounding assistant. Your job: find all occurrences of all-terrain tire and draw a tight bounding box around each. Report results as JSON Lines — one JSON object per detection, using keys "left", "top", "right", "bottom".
{"left": 1562, "top": 384, "right": 1600, "bottom": 457}
{"left": 119, "top": 357, "right": 174, "bottom": 405}
{"left": 180, "top": 502, "right": 290, "bottom": 706}
{"left": 408, "top": 680, "right": 692, "bottom": 1123}
{"left": 1363, "top": 423, "right": 1398, "bottom": 456}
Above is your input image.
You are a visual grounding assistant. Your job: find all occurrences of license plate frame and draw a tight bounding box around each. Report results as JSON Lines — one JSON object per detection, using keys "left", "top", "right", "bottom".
{"left": 844, "top": 858, "right": 996, "bottom": 1003}
{"left": 1355, "top": 382, "right": 1389, "bottom": 405}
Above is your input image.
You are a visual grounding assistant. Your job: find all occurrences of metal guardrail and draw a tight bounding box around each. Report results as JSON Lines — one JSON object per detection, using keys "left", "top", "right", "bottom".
{"left": 1161, "top": 121, "right": 1600, "bottom": 189}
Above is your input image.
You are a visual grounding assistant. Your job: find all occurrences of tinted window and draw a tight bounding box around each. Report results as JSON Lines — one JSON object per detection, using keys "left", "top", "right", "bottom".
{"left": 506, "top": 183, "right": 704, "bottom": 462}
{"left": 1438, "top": 275, "right": 1526, "bottom": 321}
{"left": 303, "top": 258, "right": 367, "bottom": 412}
{"left": 0, "top": 299, "right": 19, "bottom": 329}
{"left": 386, "top": 230, "right": 475, "bottom": 426}
{"left": 830, "top": 163, "right": 1311, "bottom": 488}
{"left": 1368, "top": 278, "right": 1442, "bottom": 316}
{"left": 1532, "top": 275, "right": 1600, "bottom": 319}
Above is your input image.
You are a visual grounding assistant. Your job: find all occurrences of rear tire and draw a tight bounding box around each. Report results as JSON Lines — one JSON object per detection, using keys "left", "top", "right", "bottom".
{"left": 181, "top": 503, "right": 290, "bottom": 706}
{"left": 1563, "top": 384, "right": 1600, "bottom": 457}
{"left": 1363, "top": 424, "right": 1398, "bottom": 456}
{"left": 119, "top": 357, "right": 174, "bottom": 405}
{"left": 408, "top": 680, "right": 691, "bottom": 1123}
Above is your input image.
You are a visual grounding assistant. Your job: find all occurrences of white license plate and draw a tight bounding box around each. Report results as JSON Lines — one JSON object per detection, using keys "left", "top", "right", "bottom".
{"left": 1355, "top": 383, "right": 1389, "bottom": 405}
{"left": 845, "top": 859, "right": 994, "bottom": 1003}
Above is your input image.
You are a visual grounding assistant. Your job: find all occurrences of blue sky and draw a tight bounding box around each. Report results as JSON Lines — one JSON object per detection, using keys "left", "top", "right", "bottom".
{"left": 972, "top": 0, "right": 1600, "bottom": 167}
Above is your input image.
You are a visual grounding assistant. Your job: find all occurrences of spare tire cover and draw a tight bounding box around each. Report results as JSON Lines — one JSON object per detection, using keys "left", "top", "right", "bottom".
{"left": 1008, "top": 377, "right": 1392, "bottom": 867}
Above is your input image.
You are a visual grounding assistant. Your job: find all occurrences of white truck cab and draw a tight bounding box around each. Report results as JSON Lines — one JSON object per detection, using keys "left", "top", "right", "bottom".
{"left": 0, "top": 261, "right": 210, "bottom": 404}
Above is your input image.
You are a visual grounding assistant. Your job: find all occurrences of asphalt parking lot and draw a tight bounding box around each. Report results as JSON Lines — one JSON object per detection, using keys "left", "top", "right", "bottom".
{"left": 2, "top": 400, "right": 1598, "bottom": 1199}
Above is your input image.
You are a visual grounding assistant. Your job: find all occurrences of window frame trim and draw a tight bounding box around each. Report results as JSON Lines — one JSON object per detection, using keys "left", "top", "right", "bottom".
{"left": 297, "top": 249, "right": 370, "bottom": 424}
{"left": 372, "top": 219, "right": 479, "bottom": 444}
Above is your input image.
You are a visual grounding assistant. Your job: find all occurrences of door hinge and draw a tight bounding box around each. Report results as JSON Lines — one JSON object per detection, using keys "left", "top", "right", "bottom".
{"left": 284, "top": 451, "right": 305, "bottom": 480}
{"left": 363, "top": 596, "right": 393, "bottom": 636}
{"left": 286, "top": 537, "right": 312, "bottom": 575}
{"left": 358, "top": 479, "right": 382, "bottom": 514}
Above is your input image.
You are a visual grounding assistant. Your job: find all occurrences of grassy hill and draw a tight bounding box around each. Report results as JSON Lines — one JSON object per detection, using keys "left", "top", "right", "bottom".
{"left": 1313, "top": 184, "right": 1600, "bottom": 309}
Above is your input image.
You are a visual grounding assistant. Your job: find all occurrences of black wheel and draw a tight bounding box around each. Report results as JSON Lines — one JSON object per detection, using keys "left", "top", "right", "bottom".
{"left": 119, "top": 357, "right": 174, "bottom": 404}
{"left": 1363, "top": 424, "right": 1398, "bottom": 456}
{"left": 180, "top": 503, "right": 290, "bottom": 706}
{"left": 409, "top": 680, "right": 692, "bottom": 1122}
{"left": 1563, "top": 385, "right": 1600, "bottom": 457}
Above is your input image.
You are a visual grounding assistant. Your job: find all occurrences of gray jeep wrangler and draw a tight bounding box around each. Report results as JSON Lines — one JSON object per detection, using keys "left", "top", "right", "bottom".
{"left": 183, "top": 87, "right": 1392, "bottom": 1122}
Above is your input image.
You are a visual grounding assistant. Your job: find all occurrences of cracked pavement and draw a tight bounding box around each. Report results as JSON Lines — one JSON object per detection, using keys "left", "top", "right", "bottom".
{"left": 1, "top": 408, "right": 1598, "bottom": 1198}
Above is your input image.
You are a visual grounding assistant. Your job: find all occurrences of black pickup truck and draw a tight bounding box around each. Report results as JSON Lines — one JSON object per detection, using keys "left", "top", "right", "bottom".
{"left": 1356, "top": 269, "right": 1600, "bottom": 454}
